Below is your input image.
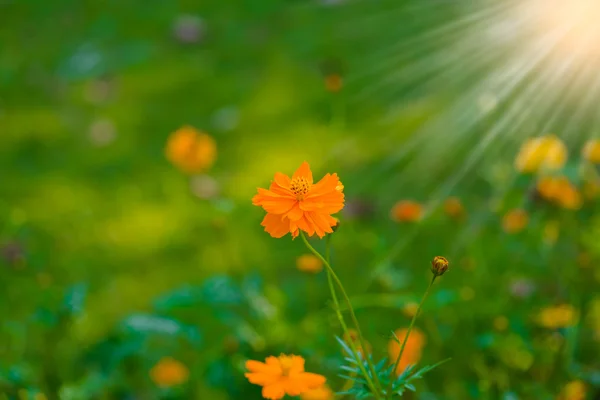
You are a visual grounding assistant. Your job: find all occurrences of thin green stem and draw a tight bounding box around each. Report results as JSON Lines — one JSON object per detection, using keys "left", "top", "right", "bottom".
{"left": 301, "top": 232, "right": 383, "bottom": 399}
{"left": 327, "top": 236, "right": 360, "bottom": 397}
{"left": 386, "top": 275, "right": 437, "bottom": 399}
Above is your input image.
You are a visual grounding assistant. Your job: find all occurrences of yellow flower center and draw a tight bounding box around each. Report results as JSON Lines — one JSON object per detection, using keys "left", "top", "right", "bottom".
{"left": 290, "top": 177, "right": 311, "bottom": 200}
{"left": 278, "top": 355, "right": 295, "bottom": 376}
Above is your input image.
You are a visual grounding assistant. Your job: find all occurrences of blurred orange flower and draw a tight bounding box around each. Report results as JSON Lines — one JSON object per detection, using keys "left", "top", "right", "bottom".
{"left": 166, "top": 125, "right": 216, "bottom": 174}
{"left": 296, "top": 254, "right": 323, "bottom": 274}
{"left": 556, "top": 186, "right": 582, "bottom": 210}
{"left": 324, "top": 74, "right": 343, "bottom": 93}
{"left": 502, "top": 209, "right": 529, "bottom": 234}
{"left": 300, "top": 385, "right": 334, "bottom": 400}
{"left": 537, "top": 304, "right": 577, "bottom": 329}
{"left": 150, "top": 357, "right": 189, "bottom": 388}
{"left": 245, "top": 354, "right": 326, "bottom": 400}
{"left": 443, "top": 197, "right": 465, "bottom": 220}
{"left": 391, "top": 200, "right": 423, "bottom": 222}
{"left": 252, "top": 162, "right": 344, "bottom": 239}
{"left": 582, "top": 139, "right": 600, "bottom": 164}
{"left": 537, "top": 176, "right": 582, "bottom": 210}
{"left": 515, "top": 135, "right": 567, "bottom": 173}
{"left": 558, "top": 380, "right": 587, "bottom": 400}
{"left": 388, "top": 328, "right": 426, "bottom": 375}
{"left": 342, "top": 328, "right": 372, "bottom": 358}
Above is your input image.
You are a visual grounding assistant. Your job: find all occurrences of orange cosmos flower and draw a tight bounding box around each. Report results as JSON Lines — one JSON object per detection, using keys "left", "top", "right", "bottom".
{"left": 252, "top": 162, "right": 344, "bottom": 239}
{"left": 150, "top": 357, "right": 189, "bottom": 388}
{"left": 502, "top": 209, "right": 529, "bottom": 234}
{"left": 390, "top": 200, "right": 423, "bottom": 222}
{"left": 166, "top": 125, "right": 217, "bottom": 174}
{"left": 245, "top": 354, "right": 326, "bottom": 400}
{"left": 388, "top": 328, "right": 426, "bottom": 375}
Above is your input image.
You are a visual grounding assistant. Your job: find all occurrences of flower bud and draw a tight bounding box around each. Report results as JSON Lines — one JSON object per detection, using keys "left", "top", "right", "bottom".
{"left": 431, "top": 256, "right": 449, "bottom": 277}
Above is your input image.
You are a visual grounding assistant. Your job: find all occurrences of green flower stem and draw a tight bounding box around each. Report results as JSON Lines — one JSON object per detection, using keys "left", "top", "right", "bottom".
{"left": 300, "top": 232, "right": 383, "bottom": 399}
{"left": 327, "top": 236, "right": 359, "bottom": 396}
{"left": 386, "top": 275, "right": 437, "bottom": 399}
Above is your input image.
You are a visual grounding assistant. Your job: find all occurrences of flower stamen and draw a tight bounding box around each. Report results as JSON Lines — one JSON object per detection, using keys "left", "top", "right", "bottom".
{"left": 278, "top": 354, "right": 294, "bottom": 376}
{"left": 290, "top": 177, "right": 311, "bottom": 200}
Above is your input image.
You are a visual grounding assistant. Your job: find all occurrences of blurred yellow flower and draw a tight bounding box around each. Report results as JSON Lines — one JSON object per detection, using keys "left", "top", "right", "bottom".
{"left": 166, "top": 125, "right": 217, "bottom": 174}
{"left": 150, "top": 357, "right": 189, "bottom": 388}
{"left": 391, "top": 200, "right": 423, "bottom": 222}
{"left": 582, "top": 139, "right": 600, "bottom": 163}
{"left": 388, "top": 328, "right": 426, "bottom": 375}
{"left": 515, "top": 135, "right": 567, "bottom": 173}
{"left": 558, "top": 380, "right": 587, "bottom": 400}
{"left": 443, "top": 197, "right": 465, "bottom": 220}
{"left": 403, "top": 302, "right": 419, "bottom": 318}
{"left": 296, "top": 254, "right": 323, "bottom": 274}
{"left": 324, "top": 74, "right": 343, "bottom": 93}
{"left": 502, "top": 209, "right": 529, "bottom": 234}
{"left": 301, "top": 385, "right": 334, "bottom": 400}
{"left": 537, "top": 304, "right": 577, "bottom": 329}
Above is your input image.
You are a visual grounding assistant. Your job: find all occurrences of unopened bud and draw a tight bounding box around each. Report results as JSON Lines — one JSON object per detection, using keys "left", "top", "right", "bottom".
{"left": 431, "top": 256, "right": 449, "bottom": 277}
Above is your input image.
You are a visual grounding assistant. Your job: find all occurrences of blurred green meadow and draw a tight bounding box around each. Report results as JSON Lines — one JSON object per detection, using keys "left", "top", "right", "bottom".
{"left": 1, "top": 0, "right": 600, "bottom": 399}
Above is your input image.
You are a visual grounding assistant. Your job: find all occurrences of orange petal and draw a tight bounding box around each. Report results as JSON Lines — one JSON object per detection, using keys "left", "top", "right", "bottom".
{"left": 284, "top": 379, "right": 307, "bottom": 396}
{"left": 253, "top": 188, "right": 297, "bottom": 214}
{"left": 270, "top": 173, "right": 293, "bottom": 196}
{"left": 263, "top": 382, "right": 286, "bottom": 400}
{"left": 273, "top": 172, "right": 291, "bottom": 188}
{"left": 308, "top": 173, "right": 338, "bottom": 196}
{"left": 286, "top": 203, "right": 304, "bottom": 221}
{"left": 261, "top": 213, "right": 291, "bottom": 238}
{"left": 292, "top": 161, "right": 313, "bottom": 184}
{"left": 246, "top": 360, "right": 279, "bottom": 374}
{"left": 297, "top": 372, "right": 326, "bottom": 388}
{"left": 291, "top": 215, "right": 315, "bottom": 237}
{"left": 290, "top": 355, "right": 305, "bottom": 374}
{"left": 307, "top": 212, "right": 334, "bottom": 238}
{"left": 245, "top": 372, "right": 281, "bottom": 386}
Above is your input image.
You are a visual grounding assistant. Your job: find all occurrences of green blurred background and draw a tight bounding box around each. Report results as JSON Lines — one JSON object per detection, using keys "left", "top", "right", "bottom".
{"left": 1, "top": 0, "right": 600, "bottom": 399}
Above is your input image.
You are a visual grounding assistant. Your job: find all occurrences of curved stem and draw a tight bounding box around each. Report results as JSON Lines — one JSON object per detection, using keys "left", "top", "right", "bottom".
{"left": 386, "top": 275, "right": 437, "bottom": 398}
{"left": 300, "top": 232, "right": 383, "bottom": 399}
